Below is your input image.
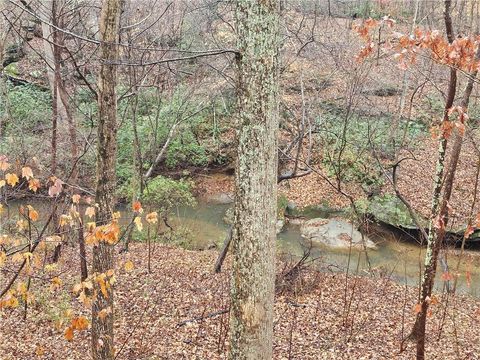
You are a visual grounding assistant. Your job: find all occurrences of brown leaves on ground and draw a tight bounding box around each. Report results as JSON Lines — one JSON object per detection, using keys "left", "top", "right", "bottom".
{"left": 1, "top": 244, "right": 479, "bottom": 359}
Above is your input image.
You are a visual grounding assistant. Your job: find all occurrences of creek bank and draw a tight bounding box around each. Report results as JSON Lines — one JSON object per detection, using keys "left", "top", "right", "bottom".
{"left": 360, "top": 195, "right": 480, "bottom": 245}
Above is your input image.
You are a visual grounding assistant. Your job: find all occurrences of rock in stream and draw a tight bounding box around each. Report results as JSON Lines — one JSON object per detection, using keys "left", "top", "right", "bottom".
{"left": 300, "top": 218, "right": 376, "bottom": 249}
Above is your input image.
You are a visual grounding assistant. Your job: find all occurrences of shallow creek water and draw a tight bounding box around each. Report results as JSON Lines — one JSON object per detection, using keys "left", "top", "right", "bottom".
{"left": 174, "top": 202, "right": 480, "bottom": 297}
{"left": 5, "top": 199, "right": 480, "bottom": 297}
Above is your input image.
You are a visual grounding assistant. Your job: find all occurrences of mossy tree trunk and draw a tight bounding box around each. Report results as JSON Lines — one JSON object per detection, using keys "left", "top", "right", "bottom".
{"left": 92, "top": 0, "right": 121, "bottom": 359}
{"left": 411, "top": 2, "right": 457, "bottom": 359}
{"left": 229, "top": 1, "right": 279, "bottom": 359}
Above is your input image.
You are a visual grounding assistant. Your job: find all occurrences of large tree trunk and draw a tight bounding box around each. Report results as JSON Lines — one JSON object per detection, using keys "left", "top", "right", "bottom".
{"left": 229, "top": 1, "right": 279, "bottom": 359}
{"left": 91, "top": 1, "right": 121, "bottom": 359}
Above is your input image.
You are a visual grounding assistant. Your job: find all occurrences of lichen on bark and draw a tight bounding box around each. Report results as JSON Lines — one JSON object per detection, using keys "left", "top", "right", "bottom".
{"left": 229, "top": 1, "right": 280, "bottom": 359}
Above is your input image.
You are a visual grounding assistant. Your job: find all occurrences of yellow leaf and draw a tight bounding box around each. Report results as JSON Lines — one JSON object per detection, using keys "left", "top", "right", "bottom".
{"left": 134, "top": 216, "right": 143, "bottom": 232}
{"left": 86, "top": 222, "right": 96, "bottom": 231}
{"left": 0, "top": 234, "right": 7, "bottom": 245}
{"left": 85, "top": 207, "right": 96, "bottom": 219}
{"left": 72, "top": 194, "right": 81, "bottom": 204}
{"left": 109, "top": 274, "right": 116, "bottom": 285}
{"left": 5, "top": 173, "right": 19, "bottom": 187}
{"left": 50, "top": 277, "right": 63, "bottom": 291}
{"left": 59, "top": 215, "right": 72, "bottom": 227}
{"left": 64, "top": 309, "right": 73, "bottom": 319}
{"left": 2, "top": 293, "right": 19, "bottom": 308}
{"left": 72, "top": 283, "right": 83, "bottom": 294}
{"left": 64, "top": 326, "right": 74, "bottom": 341}
{"left": 16, "top": 219, "right": 27, "bottom": 231}
{"left": 0, "top": 180, "right": 5, "bottom": 188}
{"left": 23, "top": 252, "right": 33, "bottom": 267}
{"left": 83, "top": 280, "right": 93, "bottom": 290}
{"left": 78, "top": 290, "right": 91, "bottom": 307}
{"left": 16, "top": 281, "right": 28, "bottom": 295}
{"left": 10, "top": 295, "right": 19, "bottom": 308}
{"left": 0, "top": 251, "right": 5, "bottom": 266}
{"left": 146, "top": 211, "right": 158, "bottom": 224}
{"left": 96, "top": 276, "right": 109, "bottom": 298}
{"left": 97, "top": 306, "right": 112, "bottom": 320}
{"left": 69, "top": 207, "right": 80, "bottom": 220}
{"left": 35, "top": 345, "right": 45, "bottom": 356}
{"left": 21, "top": 166, "right": 33, "bottom": 180}
{"left": 124, "top": 260, "right": 134, "bottom": 272}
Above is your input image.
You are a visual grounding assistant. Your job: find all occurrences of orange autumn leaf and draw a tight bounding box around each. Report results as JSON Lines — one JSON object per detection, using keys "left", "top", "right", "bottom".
{"left": 64, "top": 326, "right": 74, "bottom": 341}
{"left": 132, "top": 201, "right": 143, "bottom": 213}
{"left": 413, "top": 303, "right": 422, "bottom": 314}
{"left": 429, "top": 295, "right": 439, "bottom": 306}
{"left": 72, "top": 194, "right": 81, "bottom": 204}
{"left": 28, "top": 207, "right": 39, "bottom": 222}
{"left": 466, "top": 271, "right": 472, "bottom": 288}
{"left": 28, "top": 178, "right": 40, "bottom": 192}
{"left": 71, "top": 316, "right": 89, "bottom": 330}
{"left": 35, "top": 345, "right": 45, "bottom": 356}
{"left": 441, "top": 272, "right": 453, "bottom": 281}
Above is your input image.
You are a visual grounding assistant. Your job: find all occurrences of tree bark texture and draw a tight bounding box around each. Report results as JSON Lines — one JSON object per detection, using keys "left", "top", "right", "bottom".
{"left": 229, "top": 1, "right": 279, "bottom": 359}
{"left": 42, "top": 0, "right": 79, "bottom": 180}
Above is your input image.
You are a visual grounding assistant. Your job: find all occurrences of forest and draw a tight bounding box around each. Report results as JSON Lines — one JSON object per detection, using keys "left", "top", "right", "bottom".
{"left": 1, "top": 0, "right": 480, "bottom": 359}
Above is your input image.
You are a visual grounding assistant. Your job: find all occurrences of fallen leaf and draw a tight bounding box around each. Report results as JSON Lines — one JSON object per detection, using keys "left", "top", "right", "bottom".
{"left": 124, "top": 260, "right": 134, "bottom": 272}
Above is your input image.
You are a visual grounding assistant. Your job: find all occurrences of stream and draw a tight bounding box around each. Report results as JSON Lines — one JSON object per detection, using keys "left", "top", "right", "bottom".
{"left": 174, "top": 202, "right": 480, "bottom": 297}
{"left": 4, "top": 199, "right": 480, "bottom": 297}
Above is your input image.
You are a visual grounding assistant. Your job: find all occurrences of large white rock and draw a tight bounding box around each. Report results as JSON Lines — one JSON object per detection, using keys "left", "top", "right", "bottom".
{"left": 300, "top": 218, "right": 376, "bottom": 249}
